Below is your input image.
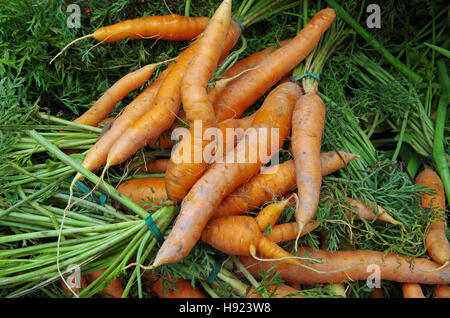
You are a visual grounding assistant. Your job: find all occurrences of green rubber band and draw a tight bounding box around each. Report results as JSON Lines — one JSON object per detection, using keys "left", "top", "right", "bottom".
{"left": 291, "top": 72, "right": 320, "bottom": 82}
{"left": 205, "top": 257, "right": 222, "bottom": 284}
{"left": 234, "top": 20, "right": 245, "bottom": 30}
{"left": 145, "top": 215, "right": 164, "bottom": 245}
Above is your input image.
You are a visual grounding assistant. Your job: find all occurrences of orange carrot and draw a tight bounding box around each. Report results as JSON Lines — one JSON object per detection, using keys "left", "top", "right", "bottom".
{"left": 265, "top": 221, "right": 320, "bottom": 243}
{"left": 117, "top": 177, "right": 168, "bottom": 211}
{"left": 150, "top": 82, "right": 302, "bottom": 268}
{"left": 402, "top": 283, "right": 425, "bottom": 298}
{"left": 435, "top": 284, "right": 450, "bottom": 298}
{"left": 50, "top": 15, "right": 210, "bottom": 64}
{"left": 238, "top": 248, "right": 450, "bottom": 285}
{"left": 213, "top": 151, "right": 358, "bottom": 218}
{"left": 213, "top": 8, "right": 336, "bottom": 121}
{"left": 291, "top": 92, "right": 326, "bottom": 240}
{"left": 343, "top": 198, "right": 404, "bottom": 228}
{"left": 135, "top": 158, "right": 171, "bottom": 173}
{"left": 202, "top": 215, "right": 303, "bottom": 267}
{"left": 370, "top": 288, "right": 384, "bottom": 298}
{"left": 255, "top": 199, "right": 291, "bottom": 232}
{"left": 143, "top": 273, "right": 206, "bottom": 298}
{"left": 164, "top": 0, "right": 233, "bottom": 201}
{"left": 74, "top": 64, "right": 157, "bottom": 127}
{"left": 105, "top": 17, "right": 241, "bottom": 170}
{"left": 246, "top": 284, "right": 303, "bottom": 298}
{"left": 415, "top": 168, "right": 450, "bottom": 266}
{"left": 85, "top": 269, "right": 126, "bottom": 298}
{"left": 60, "top": 275, "right": 88, "bottom": 297}
{"left": 164, "top": 114, "right": 254, "bottom": 202}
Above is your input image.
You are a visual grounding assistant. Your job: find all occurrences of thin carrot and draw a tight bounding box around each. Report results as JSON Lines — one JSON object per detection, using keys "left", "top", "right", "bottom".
{"left": 85, "top": 269, "right": 126, "bottom": 298}
{"left": 213, "top": 8, "right": 336, "bottom": 121}
{"left": 143, "top": 272, "right": 206, "bottom": 298}
{"left": 73, "top": 64, "right": 157, "bottom": 127}
{"left": 291, "top": 92, "right": 326, "bottom": 243}
{"left": 238, "top": 248, "right": 450, "bottom": 285}
{"left": 150, "top": 82, "right": 302, "bottom": 268}
{"left": 265, "top": 221, "right": 320, "bottom": 243}
{"left": 435, "top": 284, "right": 450, "bottom": 298}
{"left": 402, "top": 283, "right": 426, "bottom": 298}
{"left": 415, "top": 168, "right": 450, "bottom": 266}
{"left": 202, "top": 215, "right": 303, "bottom": 267}
{"left": 50, "top": 15, "right": 210, "bottom": 64}
{"left": 213, "top": 151, "right": 358, "bottom": 218}
{"left": 117, "top": 177, "right": 169, "bottom": 212}
{"left": 254, "top": 198, "right": 291, "bottom": 232}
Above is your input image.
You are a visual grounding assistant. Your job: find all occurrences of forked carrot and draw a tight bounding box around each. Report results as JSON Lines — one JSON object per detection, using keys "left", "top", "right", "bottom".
{"left": 402, "top": 283, "right": 425, "bottom": 298}
{"left": 213, "top": 8, "right": 336, "bottom": 121}
{"left": 415, "top": 168, "right": 450, "bottom": 266}
{"left": 213, "top": 151, "right": 358, "bottom": 218}
{"left": 238, "top": 248, "right": 450, "bottom": 285}
{"left": 202, "top": 215, "right": 303, "bottom": 267}
{"left": 150, "top": 82, "right": 302, "bottom": 268}
{"left": 264, "top": 221, "right": 320, "bottom": 243}
{"left": 74, "top": 64, "right": 157, "bottom": 127}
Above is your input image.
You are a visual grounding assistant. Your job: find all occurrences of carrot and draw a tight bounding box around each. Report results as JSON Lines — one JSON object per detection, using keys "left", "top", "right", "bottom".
{"left": 238, "top": 248, "right": 450, "bottom": 285}
{"left": 50, "top": 15, "right": 210, "bottom": 64}
{"left": 60, "top": 275, "right": 88, "bottom": 297}
{"left": 435, "top": 284, "right": 450, "bottom": 298}
{"left": 255, "top": 198, "right": 291, "bottom": 232}
{"left": 104, "top": 17, "right": 241, "bottom": 171}
{"left": 143, "top": 272, "right": 206, "bottom": 298}
{"left": 213, "top": 8, "right": 336, "bottom": 121}
{"left": 117, "top": 177, "right": 169, "bottom": 211}
{"left": 246, "top": 284, "right": 303, "bottom": 298}
{"left": 402, "top": 283, "right": 425, "bottom": 298}
{"left": 415, "top": 168, "right": 450, "bottom": 266}
{"left": 150, "top": 82, "right": 302, "bottom": 268}
{"left": 291, "top": 92, "right": 326, "bottom": 242}
{"left": 163, "top": 0, "right": 233, "bottom": 201}
{"left": 213, "top": 151, "right": 358, "bottom": 218}
{"left": 135, "top": 158, "right": 171, "bottom": 173}
{"left": 164, "top": 114, "right": 254, "bottom": 202}
{"left": 265, "top": 221, "right": 320, "bottom": 243}
{"left": 73, "top": 64, "right": 157, "bottom": 127}
{"left": 370, "top": 288, "right": 384, "bottom": 298}
{"left": 85, "top": 269, "right": 126, "bottom": 298}
{"left": 202, "top": 215, "right": 303, "bottom": 267}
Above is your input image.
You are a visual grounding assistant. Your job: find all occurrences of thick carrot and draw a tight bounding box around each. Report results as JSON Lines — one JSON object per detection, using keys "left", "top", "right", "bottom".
{"left": 238, "top": 248, "right": 450, "bottom": 285}
{"left": 135, "top": 158, "right": 170, "bottom": 173}
{"left": 415, "top": 168, "right": 450, "bottom": 265}
{"left": 202, "top": 215, "right": 303, "bottom": 267}
{"left": 213, "top": 8, "right": 336, "bottom": 121}
{"left": 213, "top": 151, "right": 358, "bottom": 218}
{"left": 143, "top": 273, "right": 206, "bottom": 298}
{"left": 74, "top": 64, "right": 157, "bottom": 127}
{"left": 246, "top": 284, "right": 303, "bottom": 298}
{"left": 164, "top": 0, "right": 233, "bottom": 201}
{"left": 150, "top": 82, "right": 302, "bottom": 268}
{"left": 435, "top": 284, "right": 450, "bottom": 298}
{"left": 105, "top": 19, "right": 241, "bottom": 170}
{"left": 164, "top": 114, "right": 254, "bottom": 202}
{"left": 291, "top": 93, "right": 326, "bottom": 239}
{"left": 85, "top": 269, "right": 125, "bottom": 298}
{"left": 117, "top": 177, "right": 168, "bottom": 211}
{"left": 402, "top": 283, "right": 425, "bottom": 298}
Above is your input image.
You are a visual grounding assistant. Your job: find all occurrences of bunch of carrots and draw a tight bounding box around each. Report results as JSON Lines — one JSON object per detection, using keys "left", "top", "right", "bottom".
{"left": 2, "top": 0, "right": 448, "bottom": 299}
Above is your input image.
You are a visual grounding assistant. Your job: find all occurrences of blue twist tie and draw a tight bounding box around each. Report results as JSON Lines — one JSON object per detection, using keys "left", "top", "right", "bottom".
{"left": 145, "top": 215, "right": 164, "bottom": 245}
{"left": 234, "top": 20, "right": 245, "bottom": 30}
{"left": 206, "top": 257, "right": 223, "bottom": 284}
{"left": 291, "top": 72, "right": 320, "bottom": 82}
